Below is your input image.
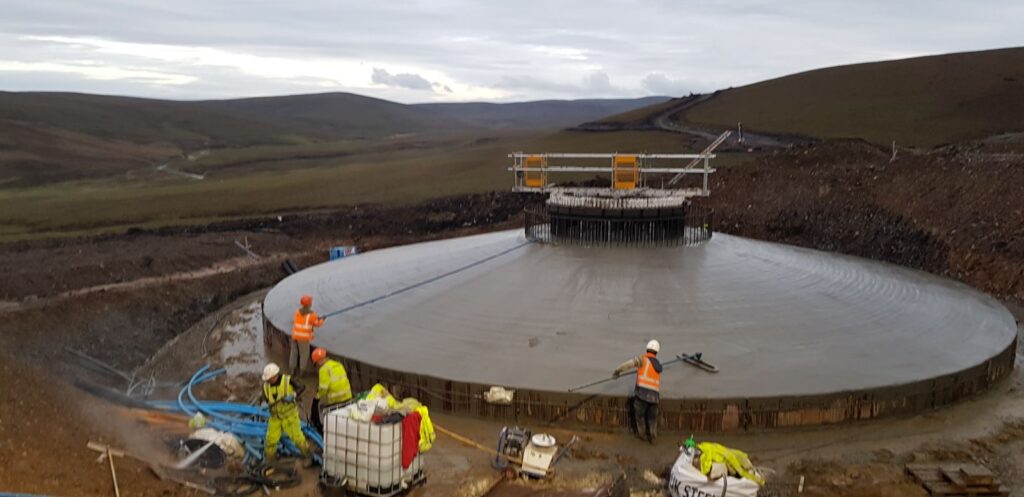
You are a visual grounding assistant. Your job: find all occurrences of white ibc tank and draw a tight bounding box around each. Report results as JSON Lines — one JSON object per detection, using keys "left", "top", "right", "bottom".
{"left": 323, "top": 406, "right": 424, "bottom": 496}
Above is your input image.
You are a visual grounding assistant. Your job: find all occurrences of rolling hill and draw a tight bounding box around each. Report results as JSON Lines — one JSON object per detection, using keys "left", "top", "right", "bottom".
{"left": 417, "top": 97, "right": 670, "bottom": 129}
{"left": 0, "top": 92, "right": 300, "bottom": 149}
{"left": 198, "top": 92, "right": 457, "bottom": 139}
{"left": 0, "top": 91, "right": 667, "bottom": 148}
{"left": 0, "top": 91, "right": 666, "bottom": 186}
{"left": 679, "top": 47, "right": 1024, "bottom": 147}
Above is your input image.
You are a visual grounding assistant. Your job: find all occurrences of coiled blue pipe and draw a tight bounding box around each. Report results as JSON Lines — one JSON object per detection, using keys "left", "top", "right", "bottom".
{"left": 150, "top": 365, "right": 323, "bottom": 463}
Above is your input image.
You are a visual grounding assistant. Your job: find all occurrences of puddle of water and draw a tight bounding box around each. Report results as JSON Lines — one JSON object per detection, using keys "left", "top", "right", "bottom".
{"left": 216, "top": 301, "right": 267, "bottom": 378}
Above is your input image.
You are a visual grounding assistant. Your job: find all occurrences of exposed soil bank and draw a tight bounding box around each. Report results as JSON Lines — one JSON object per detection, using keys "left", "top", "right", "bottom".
{"left": 704, "top": 139, "right": 1024, "bottom": 303}
{"left": 0, "top": 191, "right": 535, "bottom": 301}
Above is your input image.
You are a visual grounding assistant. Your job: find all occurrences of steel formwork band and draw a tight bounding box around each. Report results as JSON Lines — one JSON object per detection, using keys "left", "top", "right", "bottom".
{"left": 262, "top": 317, "right": 1016, "bottom": 432}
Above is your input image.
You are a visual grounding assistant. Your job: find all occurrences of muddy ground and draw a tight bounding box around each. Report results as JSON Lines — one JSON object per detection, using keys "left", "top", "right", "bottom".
{"left": 0, "top": 192, "right": 531, "bottom": 496}
{"left": 2, "top": 139, "right": 1024, "bottom": 496}
{"left": 54, "top": 289, "right": 1024, "bottom": 497}
{"left": 704, "top": 139, "right": 1024, "bottom": 301}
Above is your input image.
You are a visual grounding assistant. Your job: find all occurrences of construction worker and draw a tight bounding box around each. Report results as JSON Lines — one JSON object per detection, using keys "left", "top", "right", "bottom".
{"left": 291, "top": 294, "right": 325, "bottom": 376}
{"left": 261, "top": 362, "right": 312, "bottom": 466}
{"left": 309, "top": 347, "right": 353, "bottom": 433}
{"left": 613, "top": 339, "right": 662, "bottom": 443}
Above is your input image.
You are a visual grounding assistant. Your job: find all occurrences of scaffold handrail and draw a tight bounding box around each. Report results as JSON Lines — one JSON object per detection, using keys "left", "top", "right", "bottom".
{"left": 508, "top": 152, "right": 715, "bottom": 159}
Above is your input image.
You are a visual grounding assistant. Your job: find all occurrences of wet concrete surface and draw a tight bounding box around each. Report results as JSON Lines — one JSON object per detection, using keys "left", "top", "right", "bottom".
{"left": 144, "top": 280, "right": 1024, "bottom": 497}
{"left": 264, "top": 230, "right": 1017, "bottom": 399}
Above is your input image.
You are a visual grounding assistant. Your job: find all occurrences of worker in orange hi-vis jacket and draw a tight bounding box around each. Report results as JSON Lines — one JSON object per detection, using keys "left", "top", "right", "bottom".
{"left": 290, "top": 294, "right": 324, "bottom": 375}
{"left": 613, "top": 339, "right": 662, "bottom": 443}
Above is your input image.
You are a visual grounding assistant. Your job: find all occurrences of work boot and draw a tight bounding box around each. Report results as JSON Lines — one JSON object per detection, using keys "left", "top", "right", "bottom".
{"left": 301, "top": 449, "right": 315, "bottom": 468}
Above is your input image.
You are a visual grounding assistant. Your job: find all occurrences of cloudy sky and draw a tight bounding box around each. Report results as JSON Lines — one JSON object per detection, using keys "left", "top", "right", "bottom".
{"left": 0, "top": 0, "right": 1020, "bottom": 103}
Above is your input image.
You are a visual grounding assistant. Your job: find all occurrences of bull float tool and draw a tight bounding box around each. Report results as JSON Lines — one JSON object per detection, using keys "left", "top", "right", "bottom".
{"left": 566, "top": 352, "right": 717, "bottom": 393}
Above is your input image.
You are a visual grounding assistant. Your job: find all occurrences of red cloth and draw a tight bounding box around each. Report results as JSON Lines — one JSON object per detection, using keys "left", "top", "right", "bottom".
{"left": 401, "top": 411, "right": 422, "bottom": 470}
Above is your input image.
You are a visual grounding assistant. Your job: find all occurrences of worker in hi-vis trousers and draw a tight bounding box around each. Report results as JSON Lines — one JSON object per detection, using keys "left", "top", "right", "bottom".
{"left": 261, "top": 362, "right": 313, "bottom": 466}
{"left": 290, "top": 294, "right": 324, "bottom": 375}
{"left": 310, "top": 347, "right": 353, "bottom": 434}
{"left": 613, "top": 339, "right": 662, "bottom": 443}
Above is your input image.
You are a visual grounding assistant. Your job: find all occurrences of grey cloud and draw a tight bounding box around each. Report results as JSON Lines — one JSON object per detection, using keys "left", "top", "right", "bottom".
{"left": 641, "top": 73, "right": 692, "bottom": 97}
{"left": 497, "top": 71, "right": 629, "bottom": 98}
{"left": 496, "top": 75, "right": 580, "bottom": 96}
{"left": 371, "top": 68, "right": 434, "bottom": 91}
{"left": 583, "top": 72, "right": 615, "bottom": 94}
{"left": 1, "top": 0, "right": 1023, "bottom": 102}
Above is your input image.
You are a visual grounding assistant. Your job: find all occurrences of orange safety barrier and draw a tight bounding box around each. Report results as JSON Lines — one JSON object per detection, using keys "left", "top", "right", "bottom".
{"left": 612, "top": 155, "right": 638, "bottom": 190}
{"left": 524, "top": 155, "right": 547, "bottom": 188}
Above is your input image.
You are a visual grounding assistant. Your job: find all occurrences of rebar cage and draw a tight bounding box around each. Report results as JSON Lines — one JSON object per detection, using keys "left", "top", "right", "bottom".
{"left": 524, "top": 203, "right": 713, "bottom": 247}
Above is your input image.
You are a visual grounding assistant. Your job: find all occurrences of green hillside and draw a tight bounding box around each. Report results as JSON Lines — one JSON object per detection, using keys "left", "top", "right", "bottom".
{"left": 0, "top": 129, "right": 691, "bottom": 240}
{"left": 418, "top": 97, "right": 670, "bottom": 129}
{"left": 199, "top": 92, "right": 460, "bottom": 139}
{"left": 682, "top": 47, "right": 1024, "bottom": 147}
{"left": 0, "top": 91, "right": 668, "bottom": 186}
{"left": 0, "top": 92, "right": 301, "bottom": 149}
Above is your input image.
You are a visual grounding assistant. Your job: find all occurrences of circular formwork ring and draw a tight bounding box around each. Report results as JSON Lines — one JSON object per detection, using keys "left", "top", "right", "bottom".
{"left": 263, "top": 316, "right": 1017, "bottom": 433}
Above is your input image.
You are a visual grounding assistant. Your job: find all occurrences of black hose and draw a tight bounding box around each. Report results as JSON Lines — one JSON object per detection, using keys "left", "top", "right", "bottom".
{"left": 247, "top": 462, "right": 301, "bottom": 489}
{"left": 211, "top": 475, "right": 261, "bottom": 497}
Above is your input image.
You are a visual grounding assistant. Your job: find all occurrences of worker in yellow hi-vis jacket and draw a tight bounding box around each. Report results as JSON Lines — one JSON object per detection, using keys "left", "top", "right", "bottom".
{"left": 310, "top": 347, "right": 353, "bottom": 434}
{"left": 261, "top": 362, "right": 312, "bottom": 466}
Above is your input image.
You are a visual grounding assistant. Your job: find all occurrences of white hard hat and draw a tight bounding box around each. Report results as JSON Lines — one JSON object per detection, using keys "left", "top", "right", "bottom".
{"left": 646, "top": 339, "right": 661, "bottom": 353}
{"left": 262, "top": 363, "right": 281, "bottom": 382}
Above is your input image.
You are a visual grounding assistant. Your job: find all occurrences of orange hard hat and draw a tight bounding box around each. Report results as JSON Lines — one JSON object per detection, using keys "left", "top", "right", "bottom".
{"left": 300, "top": 294, "right": 313, "bottom": 307}
{"left": 311, "top": 347, "right": 327, "bottom": 364}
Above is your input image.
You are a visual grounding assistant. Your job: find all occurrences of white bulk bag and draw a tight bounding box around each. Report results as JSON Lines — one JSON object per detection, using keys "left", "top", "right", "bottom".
{"left": 667, "top": 448, "right": 759, "bottom": 497}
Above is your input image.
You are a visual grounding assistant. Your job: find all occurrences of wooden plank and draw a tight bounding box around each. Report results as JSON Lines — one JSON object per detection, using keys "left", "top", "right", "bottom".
{"left": 943, "top": 469, "right": 1001, "bottom": 493}
{"left": 988, "top": 486, "right": 1009, "bottom": 497}
{"left": 925, "top": 479, "right": 1007, "bottom": 497}
{"left": 88, "top": 441, "right": 127, "bottom": 458}
{"left": 958, "top": 464, "right": 996, "bottom": 486}
{"left": 107, "top": 446, "right": 121, "bottom": 497}
{"left": 906, "top": 465, "right": 945, "bottom": 484}
{"left": 923, "top": 480, "right": 966, "bottom": 496}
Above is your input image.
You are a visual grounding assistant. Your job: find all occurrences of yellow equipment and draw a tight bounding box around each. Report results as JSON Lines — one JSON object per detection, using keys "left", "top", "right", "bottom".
{"left": 612, "top": 155, "right": 638, "bottom": 190}
{"left": 524, "top": 155, "right": 547, "bottom": 188}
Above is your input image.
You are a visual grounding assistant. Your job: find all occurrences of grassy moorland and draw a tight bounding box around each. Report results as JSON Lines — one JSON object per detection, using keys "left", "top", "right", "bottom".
{"left": 681, "top": 47, "right": 1024, "bottom": 147}
{"left": 0, "top": 90, "right": 677, "bottom": 240}
{"left": 0, "top": 129, "right": 701, "bottom": 240}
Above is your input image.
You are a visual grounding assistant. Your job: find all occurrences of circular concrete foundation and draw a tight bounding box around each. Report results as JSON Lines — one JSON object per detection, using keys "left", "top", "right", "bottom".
{"left": 263, "top": 230, "right": 1017, "bottom": 431}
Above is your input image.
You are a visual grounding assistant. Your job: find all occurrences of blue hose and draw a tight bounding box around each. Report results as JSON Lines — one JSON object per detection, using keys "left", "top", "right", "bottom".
{"left": 150, "top": 365, "right": 324, "bottom": 463}
{"left": 492, "top": 426, "right": 508, "bottom": 470}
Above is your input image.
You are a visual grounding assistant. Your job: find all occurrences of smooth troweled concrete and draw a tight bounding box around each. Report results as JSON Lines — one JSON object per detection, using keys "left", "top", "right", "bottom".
{"left": 264, "top": 230, "right": 1017, "bottom": 399}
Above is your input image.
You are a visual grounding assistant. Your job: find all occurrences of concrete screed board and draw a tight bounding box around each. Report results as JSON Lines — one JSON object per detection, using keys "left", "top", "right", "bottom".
{"left": 264, "top": 230, "right": 1017, "bottom": 400}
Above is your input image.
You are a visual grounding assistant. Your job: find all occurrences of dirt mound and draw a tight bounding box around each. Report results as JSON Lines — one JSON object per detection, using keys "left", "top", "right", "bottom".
{"left": 0, "top": 191, "right": 535, "bottom": 301}
{"left": 706, "top": 139, "right": 1024, "bottom": 300}
{"left": 0, "top": 359, "right": 190, "bottom": 496}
